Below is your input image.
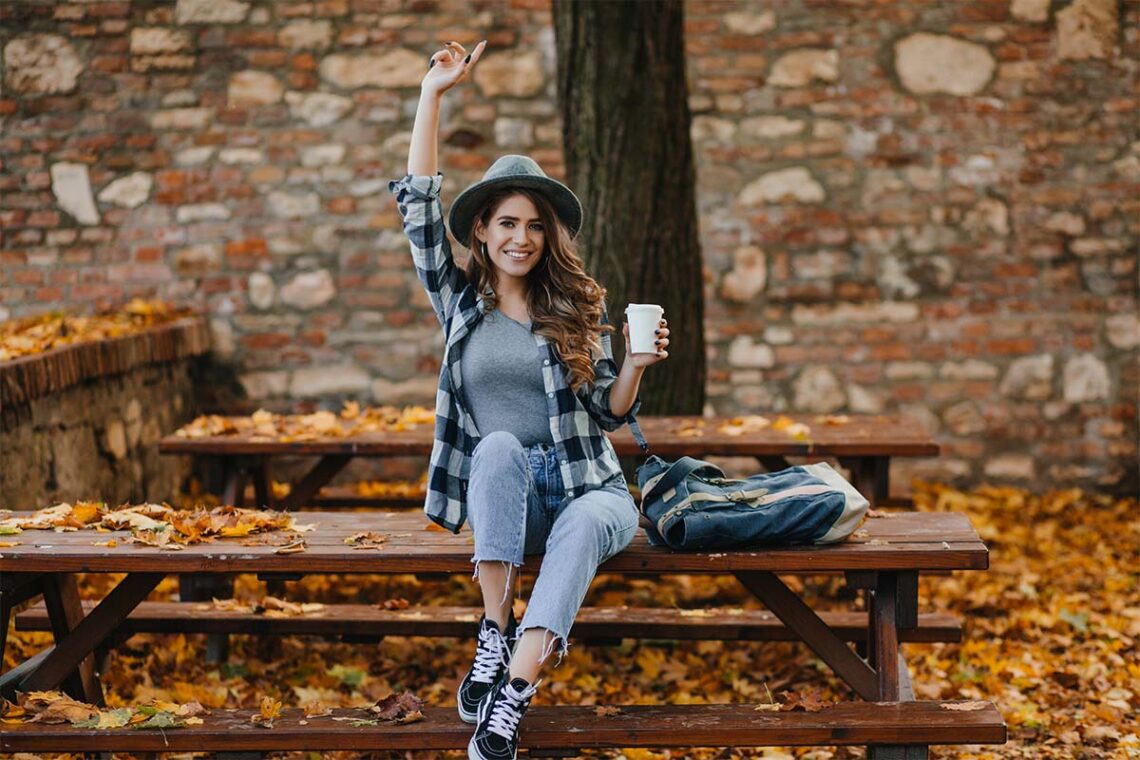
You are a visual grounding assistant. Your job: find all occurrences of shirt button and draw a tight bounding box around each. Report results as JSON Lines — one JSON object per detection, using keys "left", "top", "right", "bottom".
{"left": 548, "top": 392, "right": 554, "bottom": 398}
{"left": 543, "top": 359, "right": 550, "bottom": 366}
{"left": 560, "top": 460, "right": 567, "bottom": 466}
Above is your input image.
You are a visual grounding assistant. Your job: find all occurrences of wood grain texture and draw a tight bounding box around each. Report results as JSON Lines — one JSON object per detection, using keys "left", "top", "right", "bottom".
{"left": 0, "top": 701, "right": 1007, "bottom": 752}
{"left": 16, "top": 602, "right": 963, "bottom": 644}
{"left": 158, "top": 414, "right": 939, "bottom": 458}
{"left": 0, "top": 511, "right": 987, "bottom": 574}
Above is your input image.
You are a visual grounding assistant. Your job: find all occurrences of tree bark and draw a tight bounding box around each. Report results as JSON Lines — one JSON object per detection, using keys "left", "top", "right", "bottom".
{"left": 553, "top": 0, "right": 706, "bottom": 415}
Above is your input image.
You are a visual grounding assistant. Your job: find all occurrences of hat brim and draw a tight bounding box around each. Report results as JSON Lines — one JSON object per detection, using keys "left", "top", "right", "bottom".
{"left": 448, "top": 175, "right": 583, "bottom": 247}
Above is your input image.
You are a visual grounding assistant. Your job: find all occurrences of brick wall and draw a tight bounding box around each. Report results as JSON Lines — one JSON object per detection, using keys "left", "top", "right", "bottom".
{"left": 1, "top": 0, "right": 1136, "bottom": 494}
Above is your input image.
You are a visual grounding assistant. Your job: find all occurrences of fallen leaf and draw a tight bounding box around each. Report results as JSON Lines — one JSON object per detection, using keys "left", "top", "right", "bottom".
{"left": 274, "top": 539, "right": 306, "bottom": 554}
{"left": 939, "top": 701, "right": 990, "bottom": 711}
{"left": 779, "top": 689, "right": 829, "bottom": 712}
{"left": 370, "top": 691, "right": 424, "bottom": 722}
{"left": 251, "top": 696, "right": 283, "bottom": 728}
{"left": 303, "top": 701, "right": 333, "bottom": 718}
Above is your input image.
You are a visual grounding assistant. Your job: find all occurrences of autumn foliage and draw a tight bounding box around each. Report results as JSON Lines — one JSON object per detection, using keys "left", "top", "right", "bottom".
{"left": 0, "top": 299, "right": 195, "bottom": 362}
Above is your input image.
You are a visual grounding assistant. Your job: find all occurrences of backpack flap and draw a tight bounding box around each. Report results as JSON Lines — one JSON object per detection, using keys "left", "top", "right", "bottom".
{"left": 635, "top": 455, "right": 727, "bottom": 547}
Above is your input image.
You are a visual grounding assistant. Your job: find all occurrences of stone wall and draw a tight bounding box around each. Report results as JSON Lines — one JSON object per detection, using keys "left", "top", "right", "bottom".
{"left": 0, "top": 0, "right": 1136, "bottom": 494}
{"left": 1, "top": 359, "right": 199, "bottom": 510}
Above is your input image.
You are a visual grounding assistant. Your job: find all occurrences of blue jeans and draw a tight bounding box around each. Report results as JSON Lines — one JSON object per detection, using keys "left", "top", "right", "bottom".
{"left": 466, "top": 431, "right": 639, "bottom": 659}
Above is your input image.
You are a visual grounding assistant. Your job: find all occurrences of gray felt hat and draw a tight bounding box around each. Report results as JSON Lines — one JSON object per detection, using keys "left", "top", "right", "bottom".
{"left": 448, "top": 155, "right": 583, "bottom": 246}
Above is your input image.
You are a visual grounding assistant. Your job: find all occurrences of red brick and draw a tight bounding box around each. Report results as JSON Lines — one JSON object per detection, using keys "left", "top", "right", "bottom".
{"left": 327, "top": 196, "right": 356, "bottom": 215}
{"left": 299, "top": 330, "right": 326, "bottom": 346}
{"left": 241, "top": 332, "right": 293, "bottom": 350}
{"left": 985, "top": 338, "right": 1037, "bottom": 355}
{"left": 248, "top": 50, "right": 288, "bottom": 68}
{"left": 12, "top": 269, "right": 44, "bottom": 285}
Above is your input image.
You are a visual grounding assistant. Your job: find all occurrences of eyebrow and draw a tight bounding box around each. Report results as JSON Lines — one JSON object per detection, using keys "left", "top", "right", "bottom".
{"left": 496, "top": 215, "right": 543, "bottom": 223}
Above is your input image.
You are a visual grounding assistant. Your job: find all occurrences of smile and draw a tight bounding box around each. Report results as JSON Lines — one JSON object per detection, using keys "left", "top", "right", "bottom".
{"left": 503, "top": 250, "right": 531, "bottom": 260}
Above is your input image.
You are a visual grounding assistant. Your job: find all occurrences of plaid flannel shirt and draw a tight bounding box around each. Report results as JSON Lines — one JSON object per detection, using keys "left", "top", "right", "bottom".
{"left": 389, "top": 173, "right": 648, "bottom": 533}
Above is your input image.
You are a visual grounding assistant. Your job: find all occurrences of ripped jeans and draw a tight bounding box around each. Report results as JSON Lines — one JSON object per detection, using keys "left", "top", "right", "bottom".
{"left": 466, "top": 430, "right": 639, "bottom": 662}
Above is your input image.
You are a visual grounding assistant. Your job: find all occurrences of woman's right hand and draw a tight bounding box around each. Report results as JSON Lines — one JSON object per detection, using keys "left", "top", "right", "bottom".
{"left": 423, "top": 40, "right": 486, "bottom": 96}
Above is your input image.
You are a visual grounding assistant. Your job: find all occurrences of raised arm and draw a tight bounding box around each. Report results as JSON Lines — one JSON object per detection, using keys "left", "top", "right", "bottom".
{"left": 408, "top": 40, "right": 486, "bottom": 176}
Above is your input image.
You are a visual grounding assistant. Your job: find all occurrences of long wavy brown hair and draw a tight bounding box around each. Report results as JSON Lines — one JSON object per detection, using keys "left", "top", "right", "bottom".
{"left": 464, "top": 188, "right": 612, "bottom": 392}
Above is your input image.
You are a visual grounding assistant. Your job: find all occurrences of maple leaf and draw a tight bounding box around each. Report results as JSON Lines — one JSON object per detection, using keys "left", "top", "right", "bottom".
{"left": 251, "top": 696, "right": 283, "bottom": 728}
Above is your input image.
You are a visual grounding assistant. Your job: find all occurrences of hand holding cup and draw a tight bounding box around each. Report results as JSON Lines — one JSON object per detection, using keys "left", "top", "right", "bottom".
{"left": 623, "top": 304, "right": 669, "bottom": 369}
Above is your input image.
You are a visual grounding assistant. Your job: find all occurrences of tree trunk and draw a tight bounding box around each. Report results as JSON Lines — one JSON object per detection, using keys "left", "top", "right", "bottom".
{"left": 553, "top": 0, "right": 706, "bottom": 416}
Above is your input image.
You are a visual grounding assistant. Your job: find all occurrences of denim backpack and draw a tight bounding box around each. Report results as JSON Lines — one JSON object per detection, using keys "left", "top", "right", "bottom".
{"left": 634, "top": 455, "right": 869, "bottom": 551}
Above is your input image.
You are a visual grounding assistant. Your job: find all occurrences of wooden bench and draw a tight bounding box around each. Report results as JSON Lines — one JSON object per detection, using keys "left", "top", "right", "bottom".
{"left": 16, "top": 600, "right": 963, "bottom": 644}
{"left": 0, "top": 510, "right": 1004, "bottom": 757}
{"left": 0, "top": 702, "right": 1006, "bottom": 755}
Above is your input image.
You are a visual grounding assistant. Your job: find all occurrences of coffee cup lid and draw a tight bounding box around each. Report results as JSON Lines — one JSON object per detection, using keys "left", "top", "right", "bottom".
{"left": 625, "top": 303, "right": 663, "bottom": 312}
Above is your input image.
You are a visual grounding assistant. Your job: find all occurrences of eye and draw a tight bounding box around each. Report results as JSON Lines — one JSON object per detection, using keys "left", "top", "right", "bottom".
{"left": 529, "top": 224, "right": 544, "bottom": 232}
{"left": 500, "top": 220, "right": 514, "bottom": 228}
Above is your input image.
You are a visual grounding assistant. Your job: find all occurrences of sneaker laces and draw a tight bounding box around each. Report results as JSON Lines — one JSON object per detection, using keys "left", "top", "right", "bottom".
{"left": 486, "top": 681, "right": 535, "bottom": 740}
{"left": 470, "top": 624, "right": 510, "bottom": 684}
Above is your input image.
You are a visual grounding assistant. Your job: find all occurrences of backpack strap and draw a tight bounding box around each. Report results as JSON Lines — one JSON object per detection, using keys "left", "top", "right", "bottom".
{"left": 640, "top": 456, "right": 726, "bottom": 504}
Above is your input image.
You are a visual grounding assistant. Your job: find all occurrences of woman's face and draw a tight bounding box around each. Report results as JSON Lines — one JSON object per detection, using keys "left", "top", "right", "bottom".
{"left": 475, "top": 193, "right": 546, "bottom": 288}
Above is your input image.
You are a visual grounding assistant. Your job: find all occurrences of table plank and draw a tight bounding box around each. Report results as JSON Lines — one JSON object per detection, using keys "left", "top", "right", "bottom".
{"left": 0, "top": 702, "right": 1007, "bottom": 752}
{"left": 158, "top": 414, "right": 939, "bottom": 458}
{"left": 0, "top": 512, "right": 986, "bottom": 574}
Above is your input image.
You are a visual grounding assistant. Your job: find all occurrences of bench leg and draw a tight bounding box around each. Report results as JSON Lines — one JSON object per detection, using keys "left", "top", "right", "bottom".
{"left": 179, "top": 574, "right": 235, "bottom": 663}
{"left": 280, "top": 454, "right": 352, "bottom": 510}
{"left": 39, "top": 574, "right": 104, "bottom": 705}
{"left": 1, "top": 573, "right": 43, "bottom": 668}
{"left": 23, "top": 572, "right": 164, "bottom": 704}
{"left": 736, "top": 571, "right": 878, "bottom": 701}
{"left": 840, "top": 455, "right": 890, "bottom": 507}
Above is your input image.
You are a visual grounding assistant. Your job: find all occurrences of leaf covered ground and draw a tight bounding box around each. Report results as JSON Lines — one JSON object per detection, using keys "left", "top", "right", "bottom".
{"left": 3, "top": 483, "right": 1136, "bottom": 759}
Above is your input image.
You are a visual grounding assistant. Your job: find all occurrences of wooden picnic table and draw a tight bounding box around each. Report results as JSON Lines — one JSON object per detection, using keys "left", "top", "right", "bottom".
{"left": 158, "top": 414, "right": 939, "bottom": 510}
{"left": 0, "top": 509, "right": 1003, "bottom": 757}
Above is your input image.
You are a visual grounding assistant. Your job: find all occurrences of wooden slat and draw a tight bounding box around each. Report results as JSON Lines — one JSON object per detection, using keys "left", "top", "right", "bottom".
{"left": 158, "top": 414, "right": 939, "bottom": 458}
{"left": 15, "top": 602, "right": 963, "bottom": 644}
{"left": 0, "top": 701, "right": 1007, "bottom": 752}
{"left": 0, "top": 511, "right": 989, "bottom": 574}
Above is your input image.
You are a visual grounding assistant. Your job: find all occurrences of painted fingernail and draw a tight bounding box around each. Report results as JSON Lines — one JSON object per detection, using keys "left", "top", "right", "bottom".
{"left": 654, "top": 329, "right": 661, "bottom": 335}
{"left": 429, "top": 59, "right": 436, "bottom": 69}
{"left": 654, "top": 340, "right": 661, "bottom": 345}
{"left": 464, "top": 53, "right": 471, "bottom": 63}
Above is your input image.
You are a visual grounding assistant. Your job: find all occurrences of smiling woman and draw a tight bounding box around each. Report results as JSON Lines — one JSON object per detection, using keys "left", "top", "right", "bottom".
{"left": 387, "top": 37, "right": 671, "bottom": 760}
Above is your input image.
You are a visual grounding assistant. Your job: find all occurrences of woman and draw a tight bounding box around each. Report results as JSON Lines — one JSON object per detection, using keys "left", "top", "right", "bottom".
{"left": 389, "top": 40, "right": 670, "bottom": 760}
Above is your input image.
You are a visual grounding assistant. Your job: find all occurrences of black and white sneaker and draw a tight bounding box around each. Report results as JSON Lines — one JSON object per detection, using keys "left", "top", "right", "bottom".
{"left": 467, "top": 675, "right": 537, "bottom": 760}
{"left": 457, "top": 614, "right": 516, "bottom": 723}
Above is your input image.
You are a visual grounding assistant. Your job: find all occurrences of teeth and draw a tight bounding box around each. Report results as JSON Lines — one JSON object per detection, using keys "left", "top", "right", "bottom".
{"left": 504, "top": 251, "right": 529, "bottom": 259}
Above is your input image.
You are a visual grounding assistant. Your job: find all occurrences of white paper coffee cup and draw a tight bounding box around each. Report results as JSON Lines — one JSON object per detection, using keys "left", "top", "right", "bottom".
{"left": 625, "top": 303, "right": 665, "bottom": 354}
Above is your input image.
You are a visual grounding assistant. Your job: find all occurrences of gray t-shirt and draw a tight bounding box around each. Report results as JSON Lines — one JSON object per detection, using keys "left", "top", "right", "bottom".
{"left": 461, "top": 308, "right": 555, "bottom": 447}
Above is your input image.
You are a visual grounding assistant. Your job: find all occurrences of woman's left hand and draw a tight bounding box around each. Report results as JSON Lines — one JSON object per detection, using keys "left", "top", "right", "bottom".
{"left": 623, "top": 318, "right": 669, "bottom": 368}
